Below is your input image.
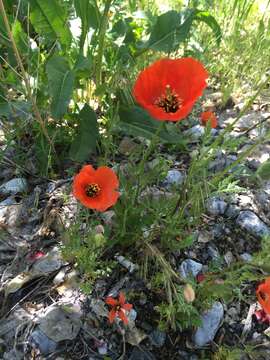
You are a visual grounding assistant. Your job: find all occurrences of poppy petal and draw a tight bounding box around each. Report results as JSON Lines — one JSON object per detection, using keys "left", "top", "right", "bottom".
{"left": 72, "top": 165, "right": 120, "bottom": 212}
{"left": 118, "top": 309, "right": 129, "bottom": 325}
{"left": 105, "top": 297, "right": 118, "bottom": 306}
{"left": 256, "top": 278, "right": 270, "bottom": 314}
{"left": 200, "top": 111, "right": 218, "bottom": 128}
{"left": 122, "top": 303, "right": 133, "bottom": 311}
{"left": 133, "top": 57, "right": 208, "bottom": 122}
{"left": 108, "top": 309, "right": 117, "bottom": 323}
{"left": 118, "top": 292, "right": 126, "bottom": 305}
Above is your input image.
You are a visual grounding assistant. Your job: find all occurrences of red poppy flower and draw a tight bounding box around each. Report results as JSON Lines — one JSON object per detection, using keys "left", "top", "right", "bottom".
{"left": 256, "top": 277, "right": 270, "bottom": 314}
{"left": 105, "top": 292, "right": 133, "bottom": 325}
{"left": 73, "top": 165, "right": 120, "bottom": 212}
{"left": 200, "top": 111, "right": 218, "bottom": 128}
{"left": 133, "top": 58, "right": 208, "bottom": 122}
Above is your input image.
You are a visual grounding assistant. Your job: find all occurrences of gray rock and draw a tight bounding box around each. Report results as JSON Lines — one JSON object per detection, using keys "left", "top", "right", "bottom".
{"left": 206, "top": 197, "right": 227, "bottom": 216}
{"left": 29, "top": 329, "right": 57, "bottom": 354}
{"left": 33, "top": 247, "right": 63, "bottom": 274}
{"left": 184, "top": 125, "right": 204, "bottom": 139}
{"left": 240, "top": 253, "right": 253, "bottom": 262}
{"left": 163, "top": 170, "right": 185, "bottom": 187}
{"left": 0, "top": 178, "right": 28, "bottom": 196}
{"left": 0, "top": 196, "right": 18, "bottom": 223}
{"left": 209, "top": 153, "right": 237, "bottom": 173}
{"left": 97, "top": 340, "right": 108, "bottom": 355}
{"left": 179, "top": 259, "right": 203, "bottom": 279}
{"left": 212, "top": 224, "right": 225, "bottom": 238}
{"left": 149, "top": 329, "right": 166, "bottom": 347}
{"left": 208, "top": 245, "right": 221, "bottom": 261}
{"left": 128, "top": 308, "right": 137, "bottom": 322}
{"left": 129, "top": 348, "right": 156, "bottom": 360}
{"left": 3, "top": 350, "right": 24, "bottom": 360}
{"left": 39, "top": 306, "right": 81, "bottom": 342}
{"left": 119, "top": 137, "right": 137, "bottom": 155}
{"left": 236, "top": 211, "right": 270, "bottom": 238}
{"left": 225, "top": 204, "right": 240, "bottom": 218}
{"left": 193, "top": 302, "right": 224, "bottom": 347}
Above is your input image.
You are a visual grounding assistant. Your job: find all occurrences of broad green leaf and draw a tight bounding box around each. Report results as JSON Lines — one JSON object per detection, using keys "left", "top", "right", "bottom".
{"left": 69, "top": 104, "right": 99, "bottom": 162}
{"left": 74, "top": 0, "right": 100, "bottom": 50}
{"left": 46, "top": 55, "right": 75, "bottom": 119}
{"left": 118, "top": 106, "right": 182, "bottom": 144}
{"left": 29, "top": 0, "right": 72, "bottom": 48}
{"left": 146, "top": 9, "right": 221, "bottom": 52}
{"left": 147, "top": 10, "right": 180, "bottom": 52}
{"left": 256, "top": 160, "right": 270, "bottom": 180}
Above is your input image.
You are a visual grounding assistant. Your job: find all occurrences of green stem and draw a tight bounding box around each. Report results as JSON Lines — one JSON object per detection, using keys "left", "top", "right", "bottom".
{"left": 95, "top": 0, "right": 112, "bottom": 87}
{"left": 133, "top": 121, "right": 165, "bottom": 205}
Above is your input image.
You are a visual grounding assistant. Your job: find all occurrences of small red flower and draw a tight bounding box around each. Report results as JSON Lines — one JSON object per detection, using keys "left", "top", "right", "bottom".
{"left": 73, "top": 165, "right": 120, "bottom": 212}
{"left": 105, "top": 292, "right": 133, "bottom": 325}
{"left": 133, "top": 58, "right": 208, "bottom": 122}
{"left": 256, "top": 277, "right": 270, "bottom": 315}
{"left": 200, "top": 111, "right": 218, "bottom": 128}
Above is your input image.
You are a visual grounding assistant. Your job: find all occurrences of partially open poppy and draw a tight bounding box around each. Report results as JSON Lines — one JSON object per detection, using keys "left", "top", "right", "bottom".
{"left": 256, "top": 277, "right": 270, "bottom": 314}
{"left": 73, "top": 165, "right": 120, "bottom": 212}
{"left": 133, "top": 58, "right": 208, "bottom": 121}
{"left": 200, "top": 111, "right": 218, "bottom": 128}
{"left": 105, "top": 292, "right": 133, "bottom": 325}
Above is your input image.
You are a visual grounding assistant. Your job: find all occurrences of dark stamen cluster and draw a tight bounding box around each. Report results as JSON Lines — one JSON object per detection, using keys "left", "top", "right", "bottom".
{"left": 85, "top": 183, "right": 101, "bottom": 198}
{"left": 155, "top": 85, "right": 181, "bottom": 113}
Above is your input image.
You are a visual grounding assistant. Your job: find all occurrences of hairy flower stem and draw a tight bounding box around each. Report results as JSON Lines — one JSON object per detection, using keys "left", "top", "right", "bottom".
{"left": 95, "top": 0, "right": 112, "bottom": 88}
{"left": 0, "top": 0, "right": 56, "bottom": 154}
{"left": 133, "top": 121, "right": 165, "bottom": 205}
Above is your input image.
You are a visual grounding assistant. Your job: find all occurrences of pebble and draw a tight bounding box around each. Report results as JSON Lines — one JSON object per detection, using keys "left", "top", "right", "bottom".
{"left": 225, "top": 204, "right": 241, "bottom": 218}
{"left": 207, "top": 245, "right": 221, "bottom": 261}
{"left": 39, "top": 306, "right": 81, "bottom": 342}
{"left": 240, "top": 253, "right": 253, "bottom": 262}
{"left": 197, "top": 231, "right": 211, "bottom": 243}
{"left": 206, "top": 197, "right": 227, "bottom": 216}
{"left": 0, "top": 178, "right": 28, "bottom": 196}
{"left": 193, "top": 302, "right": 224, "bottom": 347}
{"left": 163, "top": 169, "right": 185, "bottom": 187}
{"left": 236, "top": 211, "right": 270, "bottom": 238}
{"left": 179, "top": 259, "right": 203, "bottom": 279}
{"left": 29, "top": 329, "right": 57, "bottom": 354}
{"left": 33, "top": 247, "right": 63, "bottom": 274}
{"left": 119, "top": 137, "right": 137, "bottom": 155}
{"left": 149, "top": 329, "right": 166, "bottom": 347}
{"left": 0, "top": 196, "right": 18, "bottom": 222}
{"left": 184, "top": 125, "right": 205, "bottom": 139}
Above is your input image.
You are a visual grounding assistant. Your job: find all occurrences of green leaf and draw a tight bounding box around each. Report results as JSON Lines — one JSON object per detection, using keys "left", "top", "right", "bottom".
{"left": 118, "top": 106, "right": 182, "bottom": 144}
{"left": 74, "top": 54, "right": 92, "bottom": 77}
{"left": 256, "top": 160, "right": 270, "bottom": 180}
{"left": 193, "top": 10, "right": 222, "bottom": 46}
{"left": 29, "top": 0, "right": 72, "bottom": 48}
{"left": 46, "top": 55, "right": 75, "bottom": 119}
{"left": 74, "top": 0, "right": 100, "bottom": 50}
{"left": 147, "top": 10, "right": 180, "bottom": 52}
{"left": 69, "top": 104, "right": 99, "bottom": 162}
{"left": 146, "top": 9, "right": 221, "bottom": 52}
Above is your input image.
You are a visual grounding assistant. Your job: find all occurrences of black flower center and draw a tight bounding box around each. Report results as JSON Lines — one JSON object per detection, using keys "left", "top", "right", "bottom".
{"left": 116, "top": 305, "right": 121, "bottom": 311}
{"left": 85, "top": 183, "right": 101, "bottom": 197}
{"left": 155, "top": 85, "right": 181, "bottom": 113}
